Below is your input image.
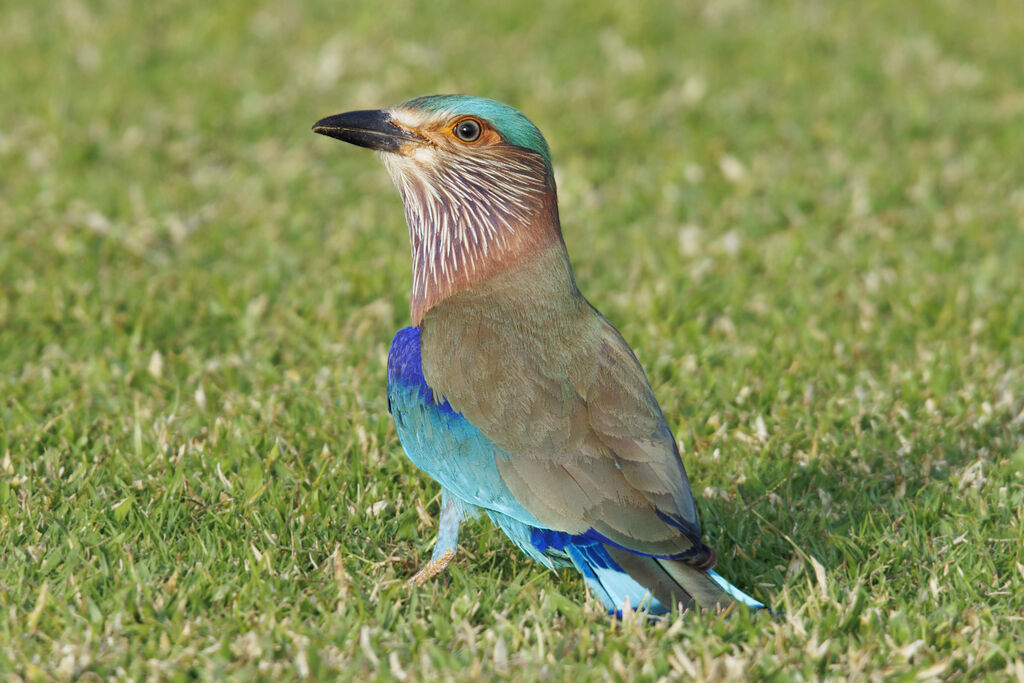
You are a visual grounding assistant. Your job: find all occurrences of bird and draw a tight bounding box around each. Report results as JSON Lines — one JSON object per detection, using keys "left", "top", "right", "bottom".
{"left": 313, "top": 95, "right": 765, "bottom": 615}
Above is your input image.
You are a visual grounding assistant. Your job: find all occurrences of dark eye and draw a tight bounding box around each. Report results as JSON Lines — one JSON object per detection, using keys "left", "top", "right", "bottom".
{"left": 453, "top": 118, "right": 482, "bottom": 142}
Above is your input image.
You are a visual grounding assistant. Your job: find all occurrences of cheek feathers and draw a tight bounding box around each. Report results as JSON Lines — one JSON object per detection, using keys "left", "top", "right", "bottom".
{"left": 409, "top": 146, "right": 438, "bottom": 165}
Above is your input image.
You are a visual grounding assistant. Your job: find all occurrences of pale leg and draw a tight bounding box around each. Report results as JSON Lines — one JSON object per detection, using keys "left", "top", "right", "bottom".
{"left": 410, "top": 489, "right": 473, "bottom": 585}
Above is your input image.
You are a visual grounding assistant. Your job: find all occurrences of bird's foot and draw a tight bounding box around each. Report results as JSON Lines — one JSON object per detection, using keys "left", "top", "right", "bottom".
{"left": 409, "top": 549, "right": 456, "bottom": 586}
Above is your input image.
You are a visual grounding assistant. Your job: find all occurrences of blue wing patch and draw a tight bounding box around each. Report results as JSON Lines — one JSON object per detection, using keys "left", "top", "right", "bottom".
{"left": 387, "top": 327, "right": 541, "bottom": 526}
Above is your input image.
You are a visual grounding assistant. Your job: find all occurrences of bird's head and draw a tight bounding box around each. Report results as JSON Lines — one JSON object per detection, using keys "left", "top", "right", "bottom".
{"left": 313, "top": 94, "right": 552, "bottom": 184}
{"left": 315, "top": 95, "right": 568, "bottom": 322}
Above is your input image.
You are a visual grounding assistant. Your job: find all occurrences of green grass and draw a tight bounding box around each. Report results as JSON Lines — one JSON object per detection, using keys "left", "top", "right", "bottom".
{"left": 2, "top": 0, "right": 1023, "bottom": 679}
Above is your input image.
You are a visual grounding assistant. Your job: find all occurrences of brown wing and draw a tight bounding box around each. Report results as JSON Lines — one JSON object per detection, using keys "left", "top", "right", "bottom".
{"left": 420, "top": 259, "right": 709, "bottom": 561}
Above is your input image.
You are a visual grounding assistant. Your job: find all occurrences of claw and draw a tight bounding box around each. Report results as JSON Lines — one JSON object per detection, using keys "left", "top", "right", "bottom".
{"left": 409, "top": 549, "right": 457, "bottom": 586}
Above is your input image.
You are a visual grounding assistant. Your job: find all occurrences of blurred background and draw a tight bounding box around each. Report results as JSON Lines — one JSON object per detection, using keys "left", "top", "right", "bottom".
{"left": 1, "top": 0, "right": 1022, "bottom": 678}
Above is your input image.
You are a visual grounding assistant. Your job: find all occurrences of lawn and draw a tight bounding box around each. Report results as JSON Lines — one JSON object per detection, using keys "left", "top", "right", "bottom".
{"left": 1, "top": 0, "right": 1023, "bottom": 679}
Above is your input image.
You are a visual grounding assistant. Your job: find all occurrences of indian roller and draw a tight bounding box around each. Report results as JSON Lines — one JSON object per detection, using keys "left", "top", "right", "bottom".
{"left": 313, "top": 95, "right": 765, "bottom": 615}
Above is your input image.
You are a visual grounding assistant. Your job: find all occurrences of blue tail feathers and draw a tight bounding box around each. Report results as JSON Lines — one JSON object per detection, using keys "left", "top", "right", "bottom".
{"left": 707, "top": 569, "right": 766, "bottom": 610}
{"left": 532, "top": 529, "right": 664, "bottom": 613}
{"left": 530, "top": 527, "right": 764, "bottom": 615}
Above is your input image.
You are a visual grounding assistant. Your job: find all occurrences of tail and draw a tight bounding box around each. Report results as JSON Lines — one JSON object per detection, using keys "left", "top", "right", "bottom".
{"left": 566, "top": 540, "right": 764, "bottom": 615}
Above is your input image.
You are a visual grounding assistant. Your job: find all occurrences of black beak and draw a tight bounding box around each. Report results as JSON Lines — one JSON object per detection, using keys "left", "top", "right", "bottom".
{"left": 312, "top": 109, "right": 422, "bottom": 152}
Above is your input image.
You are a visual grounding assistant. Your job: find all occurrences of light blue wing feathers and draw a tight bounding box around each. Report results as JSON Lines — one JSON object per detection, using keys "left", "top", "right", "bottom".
{"left": 387, "top": 327, "right": 541, "bottom": 528}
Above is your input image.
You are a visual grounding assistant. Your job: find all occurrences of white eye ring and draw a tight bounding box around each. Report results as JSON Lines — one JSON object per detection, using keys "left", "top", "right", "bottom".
{"left": 453, "top": 118, "right": 482, "bottom": 142}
